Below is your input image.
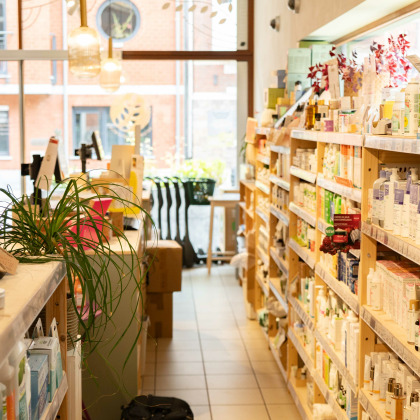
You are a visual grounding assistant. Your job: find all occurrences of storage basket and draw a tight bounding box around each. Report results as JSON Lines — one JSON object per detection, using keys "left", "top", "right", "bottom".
{"left": 184, "top": 178, "right": 216, "bottom": 205}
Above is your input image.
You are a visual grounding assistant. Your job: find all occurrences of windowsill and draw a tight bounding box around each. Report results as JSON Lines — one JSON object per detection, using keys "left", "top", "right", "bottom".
{"left": 0, "top": 155, "right": 12, "bottom": 160}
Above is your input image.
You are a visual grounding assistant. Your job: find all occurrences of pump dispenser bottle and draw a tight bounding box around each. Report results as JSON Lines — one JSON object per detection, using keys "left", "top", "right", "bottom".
{"left": 403, "top": 391, "right": 419, "bottom": 420}
{"left": 386, "top": 378, "right": 396, "bottom": 418}
{"left": 373, "top": 170, "right": 388, "bottom": 226}
{"left": 384, "top": 168, "right": 399, "bottom": 230}
{"left": 391, "top": 383, "right": 405, "bottom": 420}
{"left": 402, "top": 168, "right": 419, "bottom": 238}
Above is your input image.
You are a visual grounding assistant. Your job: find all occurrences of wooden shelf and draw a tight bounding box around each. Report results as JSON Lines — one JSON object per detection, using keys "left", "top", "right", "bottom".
{"left": 0, "top": 261, "right": 66, "bottom": 362}
{"left": 256, "top": 270, "right": 270, "bottom": 297}
{"left": 287, "top": 378, "right": 313, "bottom": 420}
{"left": 315, "top": 263, "right": 359, "bottom": 315}
{"left": 255, "top": 180, "right": 270, "bottom": 194}
{"left": 41, "top": 373, "right": 68, "bottom": 420}
{"left": 256, "top": 207, "right": 269, "bottom": 224}
{"left": 290, "top": 166, "right": 317, "bottom": 184}
{"left": 270, "top": 247, "right": 289, "bottom": 277}
{"left": 359, "top": 388, "right": 387, "bottom": 420}
{"left": 269, "top": 174, "right": 290, "bottom": 191}
{"left": 314, "top": 329, "right": 357, "bottom": 394}
{"left": 365, "top": 135, "right": 420, "bottom": 154}
{"left": 289, "top": 238, "right": 316, "bottom": 269}
{"left": 361, "top": 305, "right": 420, "bottom": 377}
{"left": 270, "top": 205, "right": 289, "bottom": 226}
{"left": 292, "top": 129, "right": 363, "bottom": 146}
{"left": 317, "top": 174, "right": 362, "bottom": 203}
{"left": 317, "top": 218, "right": 333, "bottom": 235}
{"left": 362, "top": 221, "right": 420, "bottom": 266}
{"left": 270, "top": 144, "right": 290, "bottom": 155}
{"left": 269, "top": 277, "right": 288, "bottom": 314}
{"left": 288, "top": 327, "right": 314, "bottom": 372}
{"left": 257, "top": 154, "right": 270, "bottom": 165}
{"left": 257, "top": 245, "right": 269, "bottom": 267}
{"left": 269, "top": 338, "right": 288, "bottom": 382}
{"left": 289, "top": 202, "right": 316, "bottom": 227}
{"left": 289, "top": 296, "right": 314, "bottom": 331}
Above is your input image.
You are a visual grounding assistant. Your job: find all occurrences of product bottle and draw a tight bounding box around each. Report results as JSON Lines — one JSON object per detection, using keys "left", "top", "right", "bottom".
{"left": 403, "top": 391, "right": 419, "bottom": 420}
{"left": 392, "top": 92, "right": 405, "bottom": 136}
{"left": 416, "top": 200, "right": 420, "bottom": 245}
{"left": 405, "top": 79, "right": 419, "bottom": 136}
{"left": 373, "top": 170, "right": 388, "bottom": 226}
{"left": 306, "top": 100, "right": 316, "bottom": 130}
{"left": 9, "top": 339, "right": 29, "bottom": 420}
{"left": 371, "top": 270, "right": 383, "bottom": 311}
{"left": 411, "top": 401, "right": 420, "bottom": 420}
{"left": 384, "top": 168, "right": 399, "bottom": 230}
{"left": 343, "top": 311, "right": 358, "bottom": 368}
{"left": 0, "top": 360, "right": 16, "bottom": 420}
{"left": 367, "top": 268, "right": 375, "bottom": 307}
{"left": 407, "top": 300, "right": 420, "bottom": 345}
{"left": 402, "top": 168, "right": 419, "bottom": 238}
{"left": 391, "top": 383, "right": 405, "bottom": 420}
{"left": 316, "top": 286, "right": 327, "bottom": 333}
{"left": 415, "top": 319, "right": 420, "bottom": 351}
{"left": 386, "top": 378, "right": 396, "bottom": 418}
{"left": 410, "top": 182, "right": 420, "bottom": 241}
{"left": 314, "top": 113, "right": 322, "bottom": 131}
{"left": 394, "top": 185, "right": 407, "bottom": 236}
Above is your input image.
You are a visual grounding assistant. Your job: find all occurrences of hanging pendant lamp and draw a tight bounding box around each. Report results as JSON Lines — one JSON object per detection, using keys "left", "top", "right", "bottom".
{"left": 100, "top": 37, "right": 122, "bottom": 92}
{"left": 68, "top": 0, "right": 101, "bottom": 78}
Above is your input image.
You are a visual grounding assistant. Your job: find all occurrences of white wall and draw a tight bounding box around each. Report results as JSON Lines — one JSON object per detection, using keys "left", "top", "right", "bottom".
{"left": 253, "top": 0, "right": 365, "bottom": 115}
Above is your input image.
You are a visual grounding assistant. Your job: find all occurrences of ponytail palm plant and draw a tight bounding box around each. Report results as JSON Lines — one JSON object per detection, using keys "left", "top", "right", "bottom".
{"left": 0, "top": 176, "right": 154, "bottom": 367}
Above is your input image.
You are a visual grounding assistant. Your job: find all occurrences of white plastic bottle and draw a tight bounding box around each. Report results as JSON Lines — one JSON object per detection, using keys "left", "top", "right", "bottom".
{"left": 316, "top": 286, "right": 327, "bottom": 333}
{"left": 393, "top": 185, "right": 406, "bottom": 236}
{"left": 367, "top": 268, "right": 375, "bottom": 306}
{"left": 373, "top": 170, "right": 388, "bottom": 226}
{"left": 405, "top": 79, "right": 419, "bottom": 136}
{"left": 410, "top": 181, "right": 420, "bottom": 240}
{"left": 9, "top": 340, "right": 29, "bottom": 420}
{"left": 343, "top": 310, "right": 358, "bottom": 368}
{"left": 370, "top": 270, "right": 383, "bottom": 311}
{"left": 384, "top": 168, "right": 399, "bottom": 230}
{"left": 402, "top": 168, "right": 419, "bottom": 238}
{"left": 392, "top": 92, "right": 405, "bottom": 136}
{"left": 0, "top": 360, "right": 16, "bottom": 420}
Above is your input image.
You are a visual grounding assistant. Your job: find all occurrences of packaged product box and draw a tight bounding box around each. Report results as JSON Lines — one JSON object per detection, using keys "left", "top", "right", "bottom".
{"left": 30, "top": 336, "right": 60, "bottom": 402}
{"left": 147, "top": 293, "right": 173, "bottom": 338}
{"left": 29, "top": 354, "right": 49, "bottom": 420}
{"left": 311, "top": 44, "right": 332, "bottom": 66}
{"left": 145, "top": 240, "right": 182, "bottom": 293}
{"left": 264, "top": 88, "right": 285, "bottom": 110}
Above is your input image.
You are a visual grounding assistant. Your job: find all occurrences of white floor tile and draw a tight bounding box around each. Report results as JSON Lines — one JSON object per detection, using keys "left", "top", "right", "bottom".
{"left": 204, "top": 361, "right": 253, "bottom": 375}
{"left": 209, "top": 389, "right": 264, "bottom": 405}
{"left": 155, "top": 375, "right": 207, "bottom": 390}
{"left": 202, "top": 349, "right": 249, "bottom": 362}
{"left": 200, "top": 339, "right": 245, "bottom": 352}
{"left": 256, "top": 374, "right": 287, "bottom": 389}
{"left": 212, "top": 405, "right": 270, "bottom": 420}
{"left": 190, "top": 405, "right": 212, "bottom": 420}
{"left": 199, "top": 329, "right": 241, "bottom": 341}
{"left": 156, "top": 362, "right": 205, "bottom": 376}
{"left": 206, "top": 374, "right": 259, "bottom": 390}
{"left": 143, "top": 362, "right": 155, "bottom": 376}
{"left": 251, "top": 361, "right": 282, "bottom": 375}
{"left": 156, "top": 350, "right": 203, "bottom": 363}
{"left": 267, "top": 404, "right": 301, "bottom": 419}
{"left": 261, "top": 388, "right": 293, "bottom": 405}
{"left": 157, "top": 338, "right": 201, "bottom": 352}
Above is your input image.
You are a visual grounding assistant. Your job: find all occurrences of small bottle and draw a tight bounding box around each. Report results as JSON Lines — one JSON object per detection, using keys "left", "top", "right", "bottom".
{"left": 314, "top": 113, "right": 322, "bottom": 131}
{"left": 403, "top": 391, "right": 419, "bottom": 420}
{"left": 386, "top": 378, "right": 396, "bottom": 418}
{"left": 415, "top": 319, "right": 420, "bottom": 351}
{"left": 306, "top": 100, "right": 316, "bottom": 130}
{"left": 369, "top": 365, "right": 375, "bottom": 391}
{"left": 392, "top": 92, "right": 405, "bottom": 136}
{"left": 391, "top": 383, "right": 405, "bottom": 420}
{"left": 407, "top": 300, "right": 420, "bottom": 344}
{"left": 370, "top": 270, "right": 383, "bottom": 311}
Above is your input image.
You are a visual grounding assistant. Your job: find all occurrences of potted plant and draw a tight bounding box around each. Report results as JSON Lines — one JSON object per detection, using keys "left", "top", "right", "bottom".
{"left": 0, "top": 176, "right": 154, "bottom": 367}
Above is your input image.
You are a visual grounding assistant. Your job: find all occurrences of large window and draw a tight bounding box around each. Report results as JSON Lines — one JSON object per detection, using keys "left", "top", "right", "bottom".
{"left": 0, "top": 0, "right": 7, "bottom": 76}
{"left": 0, "top": 107, "right": 9, "bottom": 155}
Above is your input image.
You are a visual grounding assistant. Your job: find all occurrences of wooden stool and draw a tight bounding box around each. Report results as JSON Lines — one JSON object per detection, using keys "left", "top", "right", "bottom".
{"left": 207, "top": 193, "right": 240, "bottom": 274}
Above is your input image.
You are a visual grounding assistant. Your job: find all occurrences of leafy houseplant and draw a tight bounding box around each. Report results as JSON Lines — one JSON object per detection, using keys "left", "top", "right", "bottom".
{"left": 0, "top": 177, "right": 154, "bottom": 369}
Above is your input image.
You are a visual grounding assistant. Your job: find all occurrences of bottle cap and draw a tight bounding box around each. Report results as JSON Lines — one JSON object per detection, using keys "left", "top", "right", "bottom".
{"left": 370, "top": 366, "right": 375, "bottom": 380}
{"left": 411, "top": 392, "right": 419, "bottom": 404}
{"left": 388, "top": 378, "right": 395, "bottom": 392}
{"left": 315, "top": 113, "right": 321, "bottom": 121}
{"left": 393, "top": 383, "right": 403, "bottom": 398}
{"left": 410, "top": 300, "right": 420, "bottom": 311}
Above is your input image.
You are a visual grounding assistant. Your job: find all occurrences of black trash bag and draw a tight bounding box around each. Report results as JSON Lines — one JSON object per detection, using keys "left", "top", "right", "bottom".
{"left": 121, "top": 395, "right": 194, "bottom": 420}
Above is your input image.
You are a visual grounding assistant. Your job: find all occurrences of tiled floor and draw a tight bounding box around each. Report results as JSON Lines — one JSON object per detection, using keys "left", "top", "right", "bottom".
{"left": 143, "top": 266, "right": 300, "bottom": 420}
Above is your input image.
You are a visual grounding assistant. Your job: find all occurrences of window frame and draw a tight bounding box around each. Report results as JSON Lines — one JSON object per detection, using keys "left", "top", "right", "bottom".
{"left": 0, "top": 106, "right": 9, "bottom": 156}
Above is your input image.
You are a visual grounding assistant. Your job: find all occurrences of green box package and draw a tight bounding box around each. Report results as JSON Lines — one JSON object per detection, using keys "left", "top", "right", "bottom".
{"left": 29, "top": 354, "right": 48, "bottom": 420}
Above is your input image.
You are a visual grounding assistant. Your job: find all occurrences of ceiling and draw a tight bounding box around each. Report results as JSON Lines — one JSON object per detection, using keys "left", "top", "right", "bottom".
{"left": 307, "top": 0, "right": 420, "bottom": 42}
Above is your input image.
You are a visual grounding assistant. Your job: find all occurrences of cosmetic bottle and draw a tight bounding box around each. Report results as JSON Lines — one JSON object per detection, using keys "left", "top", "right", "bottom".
{"left": 315, "top": 113, "right": 322, "bottom": 131}
{"left": 411, "top": 401, "right": 420, "bottom": 420}
{"left": 394, "top": 184, "right": 407, "bottom": 236}
{"left": 403, "top": 391, "right": 419, "bottom": 420}
{"left": 306, "top": 100, "right": 316, "bottom": 130}
{"left": 415, "top": 319, "right": 420, "bottom": 352}
{"left": 407, "top": 300, "right": 420, "bottom": 345}
{"left": 402, "top": 169, "right": 419, "bottom": 238}
{"left": 0, "top": 360, "right": 16, "bottom": 420}
{"left": 316, "top": 286, "right": 327, "bottom": 333}
{"left": 373, "top": 170, "right": 388, "bottom": 226}
{"left": 370, "top": 270, "right": 382, "bottom": 311}
{"left": 370, "top": 365, "right": 375, "bottom": 392}
{"left": 364, "top": 355, "right": 372, "bottom": 390}
{"left": 384, "top": 168, "right": 399, "bottom": 230}
{"left": 405, "top": 79, "right": 419, "bottom": 136}
{"left": 410, "top": 183, "right": 420, "bottom": 241}
{"left": 391, "top": 383, "right": 405, "bottom": 420}
{"left": 386, "top": 378, "right": 396, "bottom": 418}
{"left": 392, "top": 92, "right": 405, "bottom": 136}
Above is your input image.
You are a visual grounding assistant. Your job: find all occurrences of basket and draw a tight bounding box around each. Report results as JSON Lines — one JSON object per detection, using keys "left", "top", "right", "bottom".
{"left": 184, "top": 178, "right": 216, "bottom": 205}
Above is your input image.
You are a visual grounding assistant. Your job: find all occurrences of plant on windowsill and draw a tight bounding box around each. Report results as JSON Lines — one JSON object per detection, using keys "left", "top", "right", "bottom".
{"left": 0, "top": 177, "right": 155, "bottom": 369}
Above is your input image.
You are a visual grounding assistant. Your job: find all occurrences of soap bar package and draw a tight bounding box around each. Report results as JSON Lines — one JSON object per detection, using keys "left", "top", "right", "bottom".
{"left": 29, "top": 354, "right": 49, "bottom": 420}
{"left": 31, "top": 336, "right": 60, "bottom": 401}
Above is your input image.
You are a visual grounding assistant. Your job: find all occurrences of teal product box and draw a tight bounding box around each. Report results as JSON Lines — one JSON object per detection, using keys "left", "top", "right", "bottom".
{"left": 29, "top": 354, "right": 49, "bottom": 420}
{"left": 311, "top": 44, "right": 332, "bottom": 66}
{"left": 287, "top": 73, "right": 311, "bottom": 97}
{"left": 31, "top": 336, "right": 60, "bottom": 402}
{"left": 287, "top": 48, "right": 311, "bottom": 73}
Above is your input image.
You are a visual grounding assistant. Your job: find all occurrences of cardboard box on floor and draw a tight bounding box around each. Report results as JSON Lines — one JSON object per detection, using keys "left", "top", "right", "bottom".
{"left": 147, "top": 293, "right": 173, "bottom": 338}
{"left": 146, "top": 240, "right": 182, "bottom": 293}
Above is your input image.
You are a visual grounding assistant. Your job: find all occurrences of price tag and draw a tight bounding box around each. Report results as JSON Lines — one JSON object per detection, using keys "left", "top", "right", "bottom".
{"left": 395, "top": 140, "right": 403, "bottom": 152}
{"left": 380, "top": 138, "right": 386, "bottom": 150}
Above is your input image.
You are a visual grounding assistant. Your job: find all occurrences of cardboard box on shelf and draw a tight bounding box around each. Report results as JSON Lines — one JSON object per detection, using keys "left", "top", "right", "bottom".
{"left": 145, "top": 240, "right": 182, "bottom": 293}
{"left": 147, "top": 293, "right": 173, "bottom": 338}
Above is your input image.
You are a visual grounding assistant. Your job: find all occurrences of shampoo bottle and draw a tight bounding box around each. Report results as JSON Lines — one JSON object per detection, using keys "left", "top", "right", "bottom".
{"left": 384, "top": 168, "right": 399, "bottom": 230}
{"left": 402, "top": 168, "right": 419, "bottom": 238}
